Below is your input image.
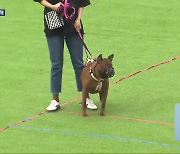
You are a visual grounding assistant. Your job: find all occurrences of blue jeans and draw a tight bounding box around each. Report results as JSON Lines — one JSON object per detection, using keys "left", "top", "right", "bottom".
{"left": 46, "top": 33, "right": 83, "bottom": 94}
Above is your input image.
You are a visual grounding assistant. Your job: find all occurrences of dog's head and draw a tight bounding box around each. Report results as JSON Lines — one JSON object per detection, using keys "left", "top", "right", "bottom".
{"left": 96, "top": 54, "right": 115, "bottom": 79}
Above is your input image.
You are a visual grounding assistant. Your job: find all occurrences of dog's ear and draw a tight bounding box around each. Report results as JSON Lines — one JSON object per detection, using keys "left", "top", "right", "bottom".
{"left": 97, "top": 54, "right": 103, "bottom": 62}
{"left": 108, "top": 54, "right": 114, "bottom": 61}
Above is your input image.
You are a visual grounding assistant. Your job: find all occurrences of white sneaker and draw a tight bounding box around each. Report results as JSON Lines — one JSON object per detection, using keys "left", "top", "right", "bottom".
{"left": 86, "top": 98, "right": 97, "bottom": 110}
{"left": 46, "top": 100, "right": 60, "bottom": 111}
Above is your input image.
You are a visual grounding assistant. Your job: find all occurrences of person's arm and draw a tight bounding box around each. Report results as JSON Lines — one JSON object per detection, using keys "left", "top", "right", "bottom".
{"left": 74, "top": 7, "right": 83, "bottom": 32}
{"left": 39, "top": 0, "right": 61, "bottom": 11}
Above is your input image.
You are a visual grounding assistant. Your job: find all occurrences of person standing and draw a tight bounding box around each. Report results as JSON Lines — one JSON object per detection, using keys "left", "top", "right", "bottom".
{"left": 33, "top": 0, "right": 97, "bottom": 111}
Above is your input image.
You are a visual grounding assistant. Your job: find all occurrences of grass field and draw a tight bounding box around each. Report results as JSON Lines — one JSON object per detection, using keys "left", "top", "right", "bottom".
{"left": 0, "top": 0, "right": 180, "bottom": 153}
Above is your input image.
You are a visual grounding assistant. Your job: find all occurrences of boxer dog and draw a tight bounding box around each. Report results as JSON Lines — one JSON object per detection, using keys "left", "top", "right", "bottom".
{"left": 80, "top": 54, "right": 115, "bottom": 116}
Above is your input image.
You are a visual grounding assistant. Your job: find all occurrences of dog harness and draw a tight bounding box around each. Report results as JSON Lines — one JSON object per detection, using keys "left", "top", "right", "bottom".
{"left": 89, "top": 67, "right": 104, "bottom": 91}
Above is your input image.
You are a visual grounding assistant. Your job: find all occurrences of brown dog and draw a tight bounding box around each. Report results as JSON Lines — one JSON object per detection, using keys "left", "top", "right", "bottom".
{"left": 80, "top": 54, "right": 115, "bottom": 116}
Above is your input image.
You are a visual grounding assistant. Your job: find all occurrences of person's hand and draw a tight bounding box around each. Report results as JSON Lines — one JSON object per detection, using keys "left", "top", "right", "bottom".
{"left": 52, "top": 2, "right": 61, "bottom": 11}
{"left": 74, "top": 19, "right": 81, "bottom": 32}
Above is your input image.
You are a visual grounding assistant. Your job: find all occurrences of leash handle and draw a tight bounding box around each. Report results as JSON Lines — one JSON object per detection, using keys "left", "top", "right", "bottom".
{"left": 63, "top": 0, "right": 68, "bottom": 18}
{"left": 57, "top": 0, "right": 75, "bottom": 20}
{"left": 57, "top": 1, "right": 93, "bottom": 59}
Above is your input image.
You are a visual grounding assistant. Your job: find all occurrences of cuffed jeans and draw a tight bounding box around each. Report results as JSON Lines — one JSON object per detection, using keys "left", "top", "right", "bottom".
{"left": 46, "top": 33, "right": 83, "bottom": 94}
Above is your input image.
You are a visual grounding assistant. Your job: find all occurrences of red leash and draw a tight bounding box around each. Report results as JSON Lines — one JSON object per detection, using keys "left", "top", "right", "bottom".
{"left": 57, "top": 0, "right": 75, "bottom": 20}
{"left": 57, "top": 0, "right": 93, "bottom": 59}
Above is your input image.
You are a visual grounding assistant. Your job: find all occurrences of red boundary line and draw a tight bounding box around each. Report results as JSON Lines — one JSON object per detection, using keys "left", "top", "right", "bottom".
{"left": 0, "top": 56, "right": 179, "bottom": 132}
{"left": 60, "top": 111, "right": 174, "bottom": 126}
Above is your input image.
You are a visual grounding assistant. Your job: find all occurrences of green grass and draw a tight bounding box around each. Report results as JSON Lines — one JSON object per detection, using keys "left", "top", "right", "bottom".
{"left": 0, "top": 0, "right": 180, "bottom": 153}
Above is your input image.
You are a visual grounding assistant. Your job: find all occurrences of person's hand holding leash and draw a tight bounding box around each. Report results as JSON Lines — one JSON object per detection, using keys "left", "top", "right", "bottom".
{"left": 74, "top": 7, "right": 83, "bottom": 32}
{"left": 74, "top": 19, "right": 81, "bottom": 32}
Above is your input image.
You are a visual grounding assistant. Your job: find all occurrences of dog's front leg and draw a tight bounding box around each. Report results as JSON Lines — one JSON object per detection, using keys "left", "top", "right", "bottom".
{"left": 100, "top": 81, "right": 109, "bottom": 116}
{"left": 82, "top": 88, "right": 88, "bottom": 116}
{"left": 99, "top": 90, "right": 108, "bottom": 116}
{"left": 99, "top": 91, "right": 102, "bottom": 102}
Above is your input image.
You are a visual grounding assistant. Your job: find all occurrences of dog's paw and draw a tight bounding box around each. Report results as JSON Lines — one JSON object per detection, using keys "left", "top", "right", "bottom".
{"left": 99, "top": 113, "right": 105, "bottom": 116}
{"left": 82, "top": 113, "right": 88, "bottom": 117}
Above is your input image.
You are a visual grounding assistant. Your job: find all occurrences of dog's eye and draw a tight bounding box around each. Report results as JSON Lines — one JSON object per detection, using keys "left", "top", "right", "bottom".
{"left": 107, "top": 64, "right": 112, "bottom": 68}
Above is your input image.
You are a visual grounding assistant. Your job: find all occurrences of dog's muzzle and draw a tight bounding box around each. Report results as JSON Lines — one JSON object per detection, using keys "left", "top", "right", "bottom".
{"left": 102, "top": 67, "right": 115, "bottom": 78}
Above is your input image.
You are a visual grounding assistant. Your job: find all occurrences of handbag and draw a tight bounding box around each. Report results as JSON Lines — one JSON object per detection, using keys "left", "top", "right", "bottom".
{"left": 45, "top": 10, "right": 64, "bottom": 30}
